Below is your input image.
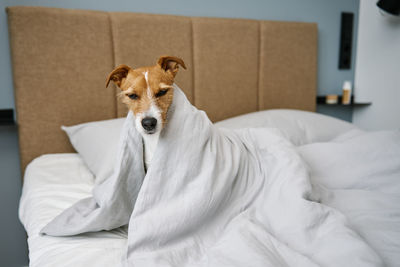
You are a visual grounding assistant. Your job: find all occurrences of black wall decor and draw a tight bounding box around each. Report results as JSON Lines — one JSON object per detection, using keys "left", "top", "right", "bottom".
{"left": 338, "top": 12, "right": 354, "bottom": 70}
{"left": 377, "top": 0, "right": 400, "bottom": 16}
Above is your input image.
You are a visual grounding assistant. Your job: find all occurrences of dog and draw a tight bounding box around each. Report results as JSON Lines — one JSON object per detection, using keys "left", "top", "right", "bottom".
{"left": 106, "top": 56, "right": 186, "bottom": 170}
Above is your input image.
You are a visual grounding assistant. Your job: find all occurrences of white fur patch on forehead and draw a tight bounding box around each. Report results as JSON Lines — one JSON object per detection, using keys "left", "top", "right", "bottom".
{"left": 143, "top": 71, "right": 154, "bottom": 99}
{"left": 143, "top": 71, "right": 149, "bottom": 83}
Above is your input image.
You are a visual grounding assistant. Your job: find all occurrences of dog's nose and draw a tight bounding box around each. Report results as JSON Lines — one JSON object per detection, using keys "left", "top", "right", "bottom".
{"left": 141, "top": 117, "right": 157, "bottom": 131}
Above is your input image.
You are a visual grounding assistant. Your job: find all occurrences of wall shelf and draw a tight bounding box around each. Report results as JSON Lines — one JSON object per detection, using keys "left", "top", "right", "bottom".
{"left": 316, "top": 96, "right": 371, "bottom": 106}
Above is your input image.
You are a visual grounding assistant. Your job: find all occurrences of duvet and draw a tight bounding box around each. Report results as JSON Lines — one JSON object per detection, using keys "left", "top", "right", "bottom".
{"left": 41, "top": 86, "right": 384, "bottom": 266}
{"left": 299, "top": 129, "right": 400, "bottom": 267}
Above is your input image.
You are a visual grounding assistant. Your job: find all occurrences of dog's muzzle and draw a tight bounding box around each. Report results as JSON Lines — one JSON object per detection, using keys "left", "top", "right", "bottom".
{"left": 141, "top": 117, "right": 157, "bottom": 133}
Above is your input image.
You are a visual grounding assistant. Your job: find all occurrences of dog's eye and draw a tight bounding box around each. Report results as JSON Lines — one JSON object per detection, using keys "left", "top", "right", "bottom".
{"left": 155, "top": 89, "right": 169, "bottom": 98}
{"left": 128, "top": 94, "right": 139, "bottom": 100}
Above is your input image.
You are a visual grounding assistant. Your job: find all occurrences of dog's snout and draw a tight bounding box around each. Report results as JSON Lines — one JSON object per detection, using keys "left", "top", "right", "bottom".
{"left": 141, "top": 117, "right": 157, "bottom": 131}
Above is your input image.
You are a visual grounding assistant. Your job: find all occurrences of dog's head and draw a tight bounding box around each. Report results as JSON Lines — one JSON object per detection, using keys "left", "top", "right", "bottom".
{"left": 106, "top": 56, "right": 186, "bottom": 135}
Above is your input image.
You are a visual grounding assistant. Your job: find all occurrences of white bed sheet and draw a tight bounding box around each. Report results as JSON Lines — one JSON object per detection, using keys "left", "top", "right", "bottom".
{"left": 19, "top": 154, "right": 127, "bottom": 267}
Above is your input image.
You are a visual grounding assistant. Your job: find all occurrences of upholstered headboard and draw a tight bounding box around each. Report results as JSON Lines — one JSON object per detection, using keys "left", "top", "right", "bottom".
{"left": 6, "top": 6, "right": 317, "bottom": 173}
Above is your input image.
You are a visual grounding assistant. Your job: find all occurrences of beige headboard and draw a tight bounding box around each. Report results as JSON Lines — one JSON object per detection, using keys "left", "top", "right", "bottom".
{"left": 7, "top": 6, "right": 317, "bottom": 173}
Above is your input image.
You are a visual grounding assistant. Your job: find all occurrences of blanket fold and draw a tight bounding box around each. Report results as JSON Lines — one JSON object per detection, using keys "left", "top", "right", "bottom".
{"left": 41, "top": 86, "right": 383, "bottom": 267}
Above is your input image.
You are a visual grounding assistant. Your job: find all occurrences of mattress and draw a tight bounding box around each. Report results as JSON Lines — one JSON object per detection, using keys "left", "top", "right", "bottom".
{"left": 19, "top": 154, "right": 126, "bottom": 267}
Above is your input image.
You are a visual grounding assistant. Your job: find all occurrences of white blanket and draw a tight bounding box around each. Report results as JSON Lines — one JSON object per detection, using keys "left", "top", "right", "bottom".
{"left": 299, "top": 129, "right": 400, "bottom": 267}
{"left": 41, "top": 86, "right": 383, "bottom": 266}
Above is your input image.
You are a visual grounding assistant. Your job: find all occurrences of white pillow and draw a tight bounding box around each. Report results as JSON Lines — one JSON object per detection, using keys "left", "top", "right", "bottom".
{"left": 215, "top": 109, "right": 358, "bottom": 146}
{"left": 62, "top": 109, "right": 357, "bottom": 182}
{"left": 61, "top": 118, "right": 125, "bottom": 183}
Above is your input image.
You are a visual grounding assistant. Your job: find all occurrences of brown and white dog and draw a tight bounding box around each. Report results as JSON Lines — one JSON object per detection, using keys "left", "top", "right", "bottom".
{"left": 106, "top": 56, "right": 186, "bottom": 169}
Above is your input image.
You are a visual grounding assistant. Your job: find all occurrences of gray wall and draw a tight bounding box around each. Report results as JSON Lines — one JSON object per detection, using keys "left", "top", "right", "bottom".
{"left": 0, "top": 126, "right": 28, "bottom": 267}
{"left": 0, "top": 1, "right": 359, "bottom": 266}
{"left": 353, "top": 0, "right": 400, "bottom": 130}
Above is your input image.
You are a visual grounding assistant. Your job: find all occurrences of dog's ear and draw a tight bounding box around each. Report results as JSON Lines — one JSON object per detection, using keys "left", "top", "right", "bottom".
{"left": 106, "top": 64, "right": 132, "bottom": 88}
{"left": 157, "top": 56, "right": 186, "bottom": 77}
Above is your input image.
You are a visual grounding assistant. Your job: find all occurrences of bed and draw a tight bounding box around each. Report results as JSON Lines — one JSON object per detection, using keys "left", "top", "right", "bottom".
{"left": 7, "top": 6, "right": 400, "bottom": 267}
